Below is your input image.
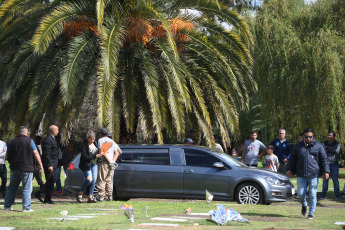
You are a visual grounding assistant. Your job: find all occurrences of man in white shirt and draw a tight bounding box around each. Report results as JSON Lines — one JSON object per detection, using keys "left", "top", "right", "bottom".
{"left": 0, "top": 129, "right": 7, "bottom": 198}
{"left": 96, "top": 128, "right": 120, "bottom": 202}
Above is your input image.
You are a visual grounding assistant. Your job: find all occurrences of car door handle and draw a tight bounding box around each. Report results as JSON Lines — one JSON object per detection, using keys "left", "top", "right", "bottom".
{"left": 184, "top": 169, "right": 194, "bottom": 173}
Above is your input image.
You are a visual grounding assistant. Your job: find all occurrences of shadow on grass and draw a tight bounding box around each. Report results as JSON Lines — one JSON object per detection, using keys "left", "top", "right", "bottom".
{"left": 317, "top": 201, "right": 345, "bottom": 208}
{"left": 205, "top": 219, "right": 247, "bottom": 225}
{"left": 243, "top": 213, "right": 286, "bottom": 218}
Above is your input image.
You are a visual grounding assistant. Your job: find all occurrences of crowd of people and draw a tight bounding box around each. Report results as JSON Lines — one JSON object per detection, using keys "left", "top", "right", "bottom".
{"left": 0, "top": 126, "right": 344, "bottom": 218}
{"left": 180, "top": 127, "right": 344, "bottom": 219}
{"left": 238, "top": 128, "right": 344, "bottom": 219}
{"left": 0, "top": 126, "right": 120, "bottom": 212}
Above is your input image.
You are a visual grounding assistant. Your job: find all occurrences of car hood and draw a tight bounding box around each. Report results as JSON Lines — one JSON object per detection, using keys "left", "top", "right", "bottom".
{"left": 237, "top": 166, "right": 290, "bottom": 180}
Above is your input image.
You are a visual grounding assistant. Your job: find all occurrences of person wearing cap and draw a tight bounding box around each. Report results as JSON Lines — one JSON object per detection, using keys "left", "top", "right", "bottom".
{"left": 96, "top": 128, "right": 120, "bottom": 201}
{"left": 184, "top": 138, "right": 193, "bottom": 145}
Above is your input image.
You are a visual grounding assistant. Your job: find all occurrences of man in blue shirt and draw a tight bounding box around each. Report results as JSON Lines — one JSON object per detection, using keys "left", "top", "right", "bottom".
{"left": 270, "top": 129, "right": 292, "bottom": 175}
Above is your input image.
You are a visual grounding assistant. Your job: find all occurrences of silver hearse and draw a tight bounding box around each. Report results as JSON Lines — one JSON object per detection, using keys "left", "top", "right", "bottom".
{"left": 65, "top": 145, "right": 294, "bottom": 204}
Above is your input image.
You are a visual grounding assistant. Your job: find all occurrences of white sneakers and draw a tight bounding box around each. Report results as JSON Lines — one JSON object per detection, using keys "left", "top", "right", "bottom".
{"left": 4, "top": 207, "right": 34, "bottom": 212}
{"left": 23, "top": 209, "right": 34, "bottom": 212}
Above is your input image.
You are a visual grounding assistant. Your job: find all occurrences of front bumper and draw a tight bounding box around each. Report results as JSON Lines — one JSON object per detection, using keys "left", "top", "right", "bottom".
{"left": 265, "top": 182, "right": 294, "bottom": 203}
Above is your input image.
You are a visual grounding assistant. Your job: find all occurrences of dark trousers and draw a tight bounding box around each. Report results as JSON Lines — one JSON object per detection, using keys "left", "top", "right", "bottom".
{"left": 0, "top": 164, "right": 7, "bottom": 192}
{"left": 43, "top": 168, "right": 56, "bottom": 202}
{"left": 277, "top": 162, "right": 287, "bottom": 175}
{"left": 33, "top": 166, "right": 44, "bottom": 187}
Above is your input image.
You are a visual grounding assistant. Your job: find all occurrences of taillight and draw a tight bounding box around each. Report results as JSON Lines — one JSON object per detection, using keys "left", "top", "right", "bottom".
{"left": 67, "top": 163, "right": 75, "bottom": 170}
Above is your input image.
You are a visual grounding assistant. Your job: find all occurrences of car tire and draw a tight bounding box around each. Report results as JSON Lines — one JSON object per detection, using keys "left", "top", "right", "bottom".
{"left": 235, "top": 182, "right": 264, "bottom": 205}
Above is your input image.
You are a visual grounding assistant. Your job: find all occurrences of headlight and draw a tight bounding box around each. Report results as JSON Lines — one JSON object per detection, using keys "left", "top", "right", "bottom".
{"left": 265, "top": 176, "right": 286, "bottom": 186}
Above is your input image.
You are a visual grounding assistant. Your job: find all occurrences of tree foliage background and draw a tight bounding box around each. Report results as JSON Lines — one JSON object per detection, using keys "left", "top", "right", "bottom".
{"left": 0, "top": 0, "right": 255, "bottom": 147}
{"left": 243, "top": 0, "right": 345, "bottom": 147}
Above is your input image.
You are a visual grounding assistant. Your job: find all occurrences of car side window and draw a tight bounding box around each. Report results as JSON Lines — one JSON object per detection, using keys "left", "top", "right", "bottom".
{"left": 118, "top": 149, "right": 170, "bottom": 165}
{"left": 184, "top": 149, "right": 220, "bottom": 167}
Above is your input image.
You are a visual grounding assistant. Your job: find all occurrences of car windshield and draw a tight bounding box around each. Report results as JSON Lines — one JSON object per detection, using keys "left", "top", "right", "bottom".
{"left": 209, "top": 149, "right": 247, "bottom": 167}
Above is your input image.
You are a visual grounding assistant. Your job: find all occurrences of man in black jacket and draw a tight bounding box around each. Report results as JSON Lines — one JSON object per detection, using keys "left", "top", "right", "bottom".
{"left": 4, "top": 126, "right": 43, "bottom": 212}
{"left": 287, "top": 128, "right": 329, "bottom": 220}
{"left": 320, "top": 131, "right": 341, "bottom": 199}
{"left": 40, "top": 125, "right": 59, "bottom": 204}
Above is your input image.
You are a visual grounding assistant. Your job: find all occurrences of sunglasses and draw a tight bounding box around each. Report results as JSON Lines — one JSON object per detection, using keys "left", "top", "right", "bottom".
{"left": 304, "top": 136, "right": 313, "bottom": 139}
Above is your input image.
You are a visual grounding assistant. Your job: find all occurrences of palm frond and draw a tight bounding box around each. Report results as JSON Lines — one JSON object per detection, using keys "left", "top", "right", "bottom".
{"left": 32, "top": 1, "right": 94, "bottom": 55}
{"left": 96, "top": 0, "right": 109, "bottom": 30}
{"left": 100, "top": 16, "right": 125, "bottom": 81}
{"left": 157, "top": 59, "right": 185, "bottom": 135}
{"left": 1, "top": 42, "right": 38, "bottom": 102}
{"left": 119, "top": 49, "right": 137, "bottom": 132}
{"left": 140, "top": 2, "right": 179, "bottom": 59}
{"left": 155, "top": 38, "right": 191, "bottom": 110}
{"left": 109, "top": 88, "right": 122, "bottom": 141}
{"left": 187, "top": 76, "right": 211, "bottom": 126}
{"left": 97, "top": 16, "right": 125, "bottom": 125}
{"left": 0, "top": 7, "right": 47, "bottom": 49}
{"left": 60, "top": 33, "right": 97, "bottom": 105}
{"left": 138, "top": 44, "right": 163, "bottom": 143}
{"left": 29, "top": 41, "right": 66, "bottom": 123}
{"left": 171, "top": 0, "right": 253, "bottom": 45}
{"left": 0, "top": 0, "right": 40, "bottom": 27}
{"left": 190, "top": 99, "right": 213, "bottom": 146}
{"left": 199, "top": 19, "right": 252, "bottom": 65}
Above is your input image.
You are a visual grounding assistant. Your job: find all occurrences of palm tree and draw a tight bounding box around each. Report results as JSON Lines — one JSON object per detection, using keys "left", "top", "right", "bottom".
{"left": 0, "top": 0, "right": 255, "bottom": 147}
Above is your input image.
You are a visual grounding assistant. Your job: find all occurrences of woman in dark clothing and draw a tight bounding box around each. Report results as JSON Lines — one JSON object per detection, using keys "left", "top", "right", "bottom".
{"left": 77, "top": 131, "right": 101, "bottom": 203}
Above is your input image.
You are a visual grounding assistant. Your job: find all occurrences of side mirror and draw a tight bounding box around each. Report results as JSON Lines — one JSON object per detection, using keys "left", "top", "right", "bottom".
{"left": 213, "top": 162, "right": 225, "bottom": 168}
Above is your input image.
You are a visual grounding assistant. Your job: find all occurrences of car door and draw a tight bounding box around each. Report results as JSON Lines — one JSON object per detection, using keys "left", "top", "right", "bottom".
{"left": 182, "top": 148, "right": 230, "bottom": 198}
{"left": 115, "top": 148, "right": 183, "bottom": 197}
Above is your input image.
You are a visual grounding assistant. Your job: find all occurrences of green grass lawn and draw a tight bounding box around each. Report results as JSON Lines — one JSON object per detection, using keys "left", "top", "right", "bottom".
{"left": 0, "top": 197, "right": 344, "bottom": 229}
{"left": 0, "top": 164, "right": 344, "bottom": 229}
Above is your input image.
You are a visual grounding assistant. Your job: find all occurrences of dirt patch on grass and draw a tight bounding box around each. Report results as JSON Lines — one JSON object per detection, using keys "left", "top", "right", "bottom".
{"left": 271, "top": 202, "right": 301, "bottom": 207}
{"left": 158, "top": 213, "right": 209, "bottom": 219}
{"left": 265, "top": 228, "right": 309, "bottom": 230}
{"left": 271, "top": 200, "right": 345, "bottom": 209}
{"left": 157, "top": 214, "right": 287, "bottom": 223}
{"left": 247, "top": 216, "right": 286, "bottom": 222}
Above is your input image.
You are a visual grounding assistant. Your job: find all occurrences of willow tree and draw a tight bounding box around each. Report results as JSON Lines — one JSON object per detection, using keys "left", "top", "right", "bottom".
{"left": 0, "top": 0, "right": 255, "bottom": 146}
{"left": 253, "top": 0, "right": 345, "bottom": 143}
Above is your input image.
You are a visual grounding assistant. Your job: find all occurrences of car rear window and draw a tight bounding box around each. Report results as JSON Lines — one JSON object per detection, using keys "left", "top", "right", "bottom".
{"left": 118, "top": 148, "right": 170, "bottom": 165}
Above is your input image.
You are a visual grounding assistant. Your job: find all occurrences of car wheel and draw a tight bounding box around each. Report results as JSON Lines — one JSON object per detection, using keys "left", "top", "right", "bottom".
{"left": 235, "top": 182, "right": 264, "bottom": 204}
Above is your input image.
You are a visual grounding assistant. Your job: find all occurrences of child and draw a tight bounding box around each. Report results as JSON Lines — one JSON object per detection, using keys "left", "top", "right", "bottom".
{"left": 231, "top": 148, "right": 241, "bottom": 161}
{"left": 264, "top": 145, "right": 279, "bottom": 172}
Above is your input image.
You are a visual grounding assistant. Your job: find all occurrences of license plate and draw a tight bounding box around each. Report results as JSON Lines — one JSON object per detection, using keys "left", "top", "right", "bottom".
{"left": 291, "top": 187, "right": 295, "bottom": 195}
